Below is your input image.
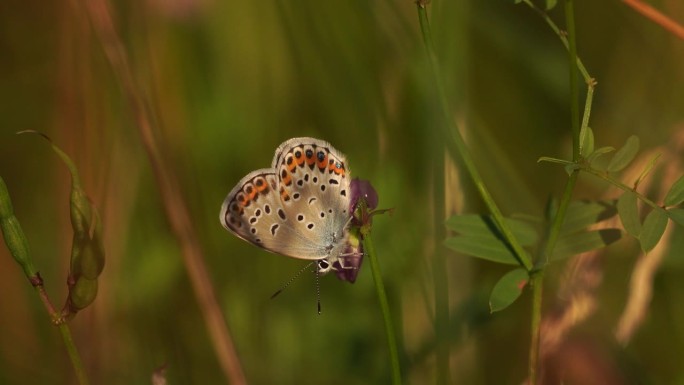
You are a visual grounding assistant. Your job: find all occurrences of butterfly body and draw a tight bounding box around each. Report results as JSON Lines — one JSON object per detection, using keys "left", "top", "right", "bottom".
{"left": 220, "top": 137, "right": 354, "bottom": 274}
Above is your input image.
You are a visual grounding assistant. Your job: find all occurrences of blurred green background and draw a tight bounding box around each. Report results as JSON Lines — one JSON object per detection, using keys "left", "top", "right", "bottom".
{"left": 1, "top": 0, "right": 683, "bottom": 384}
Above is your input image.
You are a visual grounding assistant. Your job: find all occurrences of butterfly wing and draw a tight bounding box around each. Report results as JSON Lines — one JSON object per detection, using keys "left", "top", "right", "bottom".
{"left": 271, "top": 138, "right": 352, "bottom": 256}
{"left": 220, "top": 169, "right": 326, "bottom": 260}
{"left": 220, "top": 138, "right": 352, "bottom": 261}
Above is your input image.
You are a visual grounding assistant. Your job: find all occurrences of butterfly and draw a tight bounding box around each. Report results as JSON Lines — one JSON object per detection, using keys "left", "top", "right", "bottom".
{"left": 220, "top": 137, "right": 363, "bottom": 283}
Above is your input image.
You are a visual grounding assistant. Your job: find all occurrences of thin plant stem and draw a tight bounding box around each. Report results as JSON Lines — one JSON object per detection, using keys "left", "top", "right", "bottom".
{"left": 58, "top": 323, "right": 90, "bottom": 385}
{"left": 520, "top": 0, "right": 591, "bottom": 83}
{"left": 29, "top": 276, "right": 90, "bottom": 385}
{"left": 529, "top": 1, "right": 584, "bottom": 383}
{"left": 362, "top": 231, "right": 402, "bottom": 385}
{"left": 565, "top": 0, "right": 581, "bottom": 159}
{"left": 580, "top": 82, "right": 596, "bottom": 134}
{"left": 529, "top": 170, "right": 578, "bottom": 385}
{"left": 415, "top": 3, "right": 533, "bottom": 271}
{"left": 582, "top": 167, "right": 664, "bottom": 211}
{"left": 622, "top": 0, "right": 684, "bottom": 41}
{"left": 80, "top": 0, "right": 247, "bottom": 383}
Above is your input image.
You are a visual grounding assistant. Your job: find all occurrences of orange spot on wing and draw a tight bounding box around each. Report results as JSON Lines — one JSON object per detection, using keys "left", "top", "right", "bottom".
{"left": 281, "top": 172, "right": 292, "bottom": 186}
{"left": 295, "top": 151, "right": 305, "bottom": 166}
{"left": 254, "top": 178, "right": 269, "bottom": 192}
{"left": 328, "top": 162, "right": 346, "bottom": 176}
{"left": 317, "top": 154, "right": 328, "bottom": 169}
{"left": 279, "top": 187, "right": 290, "bottom": 201}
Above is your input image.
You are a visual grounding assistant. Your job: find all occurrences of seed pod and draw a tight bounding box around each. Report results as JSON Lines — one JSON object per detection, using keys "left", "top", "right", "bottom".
{"left": 78, "top": 234, "right": 105, "bottom": 280}
{"left": 0, "top": 177, "right": 36, "bottom": 278}
{"left": 19, "top": 131, "right": 106, "bottom": 316}
{"left": 67, "top": 276, "right": 99, "bottom": 311}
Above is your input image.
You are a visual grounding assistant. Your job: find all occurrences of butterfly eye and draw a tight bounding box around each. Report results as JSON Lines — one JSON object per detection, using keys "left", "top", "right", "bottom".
{"left": 318, "top": 259, "right": 330, "bottom": 271}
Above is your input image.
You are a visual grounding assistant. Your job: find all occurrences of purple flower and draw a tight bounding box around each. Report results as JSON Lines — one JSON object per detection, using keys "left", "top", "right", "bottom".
{"left": 333, "top": 243, "right": 364, "bottom": 283}
{"left": 349, "top": 178, "right": 378, "bottom": 213}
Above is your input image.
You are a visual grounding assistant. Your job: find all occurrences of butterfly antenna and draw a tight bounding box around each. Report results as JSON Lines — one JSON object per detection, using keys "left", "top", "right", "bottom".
{"left": 270, "top": 261, "right": 315, "bottom": 299}
{"left": 315, "top": 263, "right": 322, "bottom": 315}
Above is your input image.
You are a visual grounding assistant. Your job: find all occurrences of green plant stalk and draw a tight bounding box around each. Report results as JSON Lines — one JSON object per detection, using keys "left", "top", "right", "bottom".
{"left": 58, "top": 323, "right": 90, "bottom": 385}
{"left": 32, "top": 275, "right": 90, "bottom": 385}
{"left": 528, "top": 170, "right": 578, "bottom": 385}
{"left": 525, "top": 0, "right": 586, "bottom": 382}
{"left": 416, "top": 4, "right": 533, "bottom": 271}
{"left": 582, "top": 167, "right": 663, "bottom": 210}
{"left": 362, "top": 232, "right": 402, "bottom": 385}
{"left": 1, "top": 177, "right": 90, "bottom": 385}
{"left": 580, "top": 83, "right": 595, "bottom": 134}
{"left": 565, "top": 0, "right": 581, "bottom": 159}
{"left": 520, "top": 0, "right": 591, "bottom": 83}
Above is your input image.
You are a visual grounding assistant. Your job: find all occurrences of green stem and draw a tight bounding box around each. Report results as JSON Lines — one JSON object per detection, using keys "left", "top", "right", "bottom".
{"left": 579, "top": 82, "right": 595, "bottom": 134}
{"left": 582, "top": 167, "right": 663, "bottom": 211}
{"left": 543, "top": 172, "right": 579, "bottom": 264}
{"left": 30, "top": 279, "right": 90, "bottom": 385}
{"left": 415, "top": 3, "right": 533, "bottom": 271}
{"left": 58, "top": 323, "right": 90, "bottom": 385}
{"left": 523, "top": 1, "right": 587, "bottom": 382}
{"left": 363, "top": 232, "right": 402, "bottom": 385}
{"left": 565, "top": 0, "right": 580, "bottom": 159}
{"left": 526, "top": 169, "right": 578, "bottom": 384}
{"left": 520, "top": 0, "right": 591, "bottom": 83}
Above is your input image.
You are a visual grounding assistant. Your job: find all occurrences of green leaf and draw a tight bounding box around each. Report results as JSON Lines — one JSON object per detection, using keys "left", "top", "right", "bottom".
{"left": 489, "top": 268, "right": 529, "bottom": 313}
{"left": 545, "top": 0, "right": 557, "bottom": 10}
{"left": 538, "top": 156, "right": 573, "bottom": 165}
{"left": 607, "top": 135, "right": 639, "bottom": 172}
{"left": 667, "top": 208, "right": 684, "bottom": 227}
{"left": 664, "top": 175, "right": 684, "bottom": 207}
{"left": 640, "top": 209, "right": 668, "bottom": 252}
{"left": 586, "top": 146, "right": 615, "bottom": 164}
{"left": 560, "top": 200, "right": 617, "bottom": 234}
{"left": 634, "top": 152, "right": 661, "bottom": 188}
{"left": 444, "top": 237, "right": 518, "bottom": 265}
{"left": 445, "top": 215, "right": 538, "bottom": 246}
{"left": 617, "top": 191, "right": 641, "bottom": 237}
{"left": 445, "top": 215, "right": 537, "bottom": 265}
{"left": 552, "top": 229, "right": 622, "bottom": 260}
{"left": 579, "top": 126, "right": 594, "bottom": 157}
